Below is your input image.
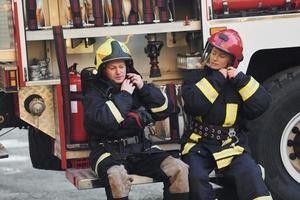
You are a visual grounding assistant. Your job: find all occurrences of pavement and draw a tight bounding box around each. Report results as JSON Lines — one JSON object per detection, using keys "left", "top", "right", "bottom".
{"left": 0, "top": 128, "right": 164, "bottom": 200}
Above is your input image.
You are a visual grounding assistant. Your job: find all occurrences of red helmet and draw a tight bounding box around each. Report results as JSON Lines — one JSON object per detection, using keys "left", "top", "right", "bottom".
{"left": 207, "top": 29, "right": 243, "bottom": 68}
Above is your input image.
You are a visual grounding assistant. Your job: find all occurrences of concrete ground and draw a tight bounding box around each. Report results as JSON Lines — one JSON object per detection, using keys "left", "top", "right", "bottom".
{"left": 0, "top": 128, "right": 164, "bottom": 200}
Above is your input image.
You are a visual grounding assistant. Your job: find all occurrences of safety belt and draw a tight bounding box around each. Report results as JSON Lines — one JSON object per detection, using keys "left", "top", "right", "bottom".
{"left": 156, "top": 0, "right": 169, "bottom": 22}
{"left": 166, "top": 84, "right": 180, "bottom": 140}
{"left": 128, "top": 0, "right": 138, "bottom": 24}
{"left": 53, "top": 26, "right": 72, "bottom": 144}
{"left": 69, "top": 0, "right": 83, "bottom": 28}
{"left": 192, "top": 0, "right": 201, "bottom": 19}
{"left": 169, "top": 0, "right": 175, "bottom": 21}
{"left": 111, "top": 0, "right": 123, "bottom": 25}
{"left": 26, "top": 0, "right": 38, "bottom": 30}
{"left": 92, "top": 0, "right": 104, "bottom": 26}
{"left": 143, "top": 0, "right": 154, "bottom": 23}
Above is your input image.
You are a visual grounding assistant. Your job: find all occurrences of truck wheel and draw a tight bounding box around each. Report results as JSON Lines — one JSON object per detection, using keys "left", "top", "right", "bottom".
{"left": 28, "top": 126, "right": 62, "bottom": 170}
{"left": 248, "top": 66, "right": 300, "bottom": 200}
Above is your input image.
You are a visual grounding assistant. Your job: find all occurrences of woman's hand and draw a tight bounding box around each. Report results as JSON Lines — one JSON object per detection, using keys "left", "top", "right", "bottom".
{"left": 227, "top": 66, "right": 237, "bottom": 79}
{"left": 127, "top": 73, "right": 144, "bottom": 89}
{"left": 121, "top": 79, "right": 135, "bottom": 94}
{"left": 219, "top": 68, "right": 228, "bottom": 78}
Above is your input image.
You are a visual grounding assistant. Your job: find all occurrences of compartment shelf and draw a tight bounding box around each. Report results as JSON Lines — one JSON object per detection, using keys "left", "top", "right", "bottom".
{"left": 25, "top": 79, "right": 60, "bottom": 86}
{"left": 0, "top": 49, "right": 16, "bottom": 62}
{"left": 26, "top": 20, "right": 201, "bottom": 41}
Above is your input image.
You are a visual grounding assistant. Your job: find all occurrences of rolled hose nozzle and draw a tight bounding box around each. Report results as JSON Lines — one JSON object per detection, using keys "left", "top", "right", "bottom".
{"left": 24, "top": 94, "right": 46, "bottom": 116}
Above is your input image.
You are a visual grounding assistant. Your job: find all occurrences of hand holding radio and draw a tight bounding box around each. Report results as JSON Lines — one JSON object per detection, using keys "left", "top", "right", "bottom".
{"left": 127, "top": 73, "right": 144, "bottom": 89}
{"left": 121, "top": 78, "right": 135, "bottom": 94}
{"left": 227, "top": 66, "right": 237, "bottom": 79}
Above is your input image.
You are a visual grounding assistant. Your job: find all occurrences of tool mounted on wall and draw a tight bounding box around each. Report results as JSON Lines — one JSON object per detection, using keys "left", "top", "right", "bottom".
{"left": 144, "top": 34, "right": 163, "bottom": 77}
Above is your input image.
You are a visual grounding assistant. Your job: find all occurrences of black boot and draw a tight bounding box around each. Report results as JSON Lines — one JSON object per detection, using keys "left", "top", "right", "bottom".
{"left": 165, "top": 192, "right": 189, "bottom": 200}
{"left": 113, "top": 197, "right": 129, "bottom": 200}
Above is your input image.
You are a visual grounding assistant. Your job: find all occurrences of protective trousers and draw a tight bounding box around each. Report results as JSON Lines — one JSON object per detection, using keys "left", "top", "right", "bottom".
{"left": 183, "top": 151, "right": 271, "bottom": 200}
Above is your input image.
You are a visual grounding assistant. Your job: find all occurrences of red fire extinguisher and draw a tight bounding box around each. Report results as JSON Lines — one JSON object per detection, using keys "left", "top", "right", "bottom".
{"left": 293, "top": 0, "right": 300, "bottom": 8}
{"left": 213, "top": 0, "right": 286, "bottom": 13}
{"left": 69, "top": 63, "right": 88, "bottom": 143}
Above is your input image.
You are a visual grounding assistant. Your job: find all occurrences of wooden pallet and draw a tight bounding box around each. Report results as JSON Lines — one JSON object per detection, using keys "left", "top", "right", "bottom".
{"left": 66, "top": 168, "right": 154, "bottom": 190}
{"left": 66, "top": 167, "right": 223, "bottom": 191}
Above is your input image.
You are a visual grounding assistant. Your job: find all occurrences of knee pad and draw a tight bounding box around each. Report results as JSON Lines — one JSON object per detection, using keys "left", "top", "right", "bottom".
{"left": 160, "top": 156, "right": 189, "bottom": 193}
{"left": 107, "top": 165, "right": 132, "bottom": 199}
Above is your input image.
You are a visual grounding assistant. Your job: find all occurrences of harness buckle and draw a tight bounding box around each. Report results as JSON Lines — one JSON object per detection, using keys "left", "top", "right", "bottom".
{"left": 119, "top": 136, "right": 140, "bottom": 146}
{"left": 99, "top": 136, "right": 139, "bottom": 147}
{"left": 228, "top": 128, "right": 239, "bottom": 147}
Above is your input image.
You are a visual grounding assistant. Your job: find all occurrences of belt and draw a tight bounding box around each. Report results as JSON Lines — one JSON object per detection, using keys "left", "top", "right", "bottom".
{"left": 189, "top": 120, "right": 237, "bottom": 142}
{"left": 100, "top": 136, "right": 140, "bottom": 147}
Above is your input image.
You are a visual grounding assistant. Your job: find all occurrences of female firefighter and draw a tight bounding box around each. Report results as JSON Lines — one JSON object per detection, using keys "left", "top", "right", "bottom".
{"left": 181, "top": 29, "right": 272, "bottom": 200}
{"left": 83, "top": 38, "right": 189, "bottom": 200}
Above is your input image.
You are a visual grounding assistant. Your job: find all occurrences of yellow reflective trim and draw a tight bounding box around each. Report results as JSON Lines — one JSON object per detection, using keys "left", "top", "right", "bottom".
{"left": 150, "top": 93, "right": 168, "bottom": 113}
{"left": 95, "top": 152, "right": 111, "bottom": 176}
{"left": 213, "top": 146, "right": 244, "bottom": 160}
{"left": 239, "top": 77, "right": 259, "bottom": 101}
{"left": 150, "top": 145, "right": 162, "bottom": 150}
{"left": 106, "top": 100, "right": 124, "bottom": 124}
{"left": 181, "top": 143, "right": 196, "bottom": 155}
{"left": 195, "top": 116, "right": 203, "bottom": 122}
{"left": 221, "top": 137, "right": 232, "bottom": 146}
{"left": 10, "top": 80, "right": 16, "bottom": 86}
{"left": 216, "top": 156, "right": 234, "bottom": 169}
{"left": 196, "top": 78, "right": 219, "bottom": 103}
{"left": 223, "top": 104, "right": 238, "bottom": 127}
{"left": 258, "top": 164, "right": 265, "bottom": 180}
{"left": 189, "top": 133, "right": 202, "bottom": 142}
{"left": 253, "top": 195, "right": 273, "bottom": 200}
{"left": 95, "top": 38, "right": 113, "bottom": 68}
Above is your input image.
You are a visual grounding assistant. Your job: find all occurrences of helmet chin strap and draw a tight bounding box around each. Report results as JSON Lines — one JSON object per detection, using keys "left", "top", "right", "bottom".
{"left": 200, "top": 56, "right": 210, "bottom": 68}
{"left": 200, "top": 42, "right": 211, "bottom": 68}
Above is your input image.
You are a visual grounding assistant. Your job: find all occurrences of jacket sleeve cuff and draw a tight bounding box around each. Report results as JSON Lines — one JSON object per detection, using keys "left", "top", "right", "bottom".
{"left": 137, "top": 84, "right": 150, "bottom": 96}
{"left": 231, "top": 72, "right": 250, "bottom": 88}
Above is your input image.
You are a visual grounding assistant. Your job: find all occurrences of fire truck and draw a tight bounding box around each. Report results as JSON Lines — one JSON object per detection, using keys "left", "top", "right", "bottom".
{"left": 1, "top": 0, "right": 300, "bottom": 199}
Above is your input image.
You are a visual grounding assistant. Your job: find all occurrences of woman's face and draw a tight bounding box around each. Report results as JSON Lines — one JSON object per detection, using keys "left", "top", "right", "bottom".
{"left": 104, "top": 59, "right": 127, "bottom": 84}
{"left": 208, "top": 47, "right": 232, "bottom": 70}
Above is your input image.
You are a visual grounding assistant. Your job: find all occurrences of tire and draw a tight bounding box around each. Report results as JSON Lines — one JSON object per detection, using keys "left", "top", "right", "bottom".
{"left": 248, "top": 66, "right": 300, "bottom": 200}
{"left": 28, "top": 126, "right": 62, "bottom": 170}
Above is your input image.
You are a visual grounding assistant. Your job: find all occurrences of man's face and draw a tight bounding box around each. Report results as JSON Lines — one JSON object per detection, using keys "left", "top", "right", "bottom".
{"left": 208, "top": 47, "right": 232, "bottom": 70}
{"left": 104, "top": 59, "right": 127, "bottom": 84}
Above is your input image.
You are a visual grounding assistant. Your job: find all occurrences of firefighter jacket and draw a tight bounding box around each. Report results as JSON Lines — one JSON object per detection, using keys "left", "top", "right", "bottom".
{"left": 83, "top": 77, "right": 170, "bottom": 153}
{"left": 181, "top": 66, "right": 271, "bottom": 169}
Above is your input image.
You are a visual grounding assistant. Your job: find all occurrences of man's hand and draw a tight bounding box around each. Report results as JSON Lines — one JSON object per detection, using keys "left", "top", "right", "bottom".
{"left": 227, "top": 66, "right": 237, "bottom": 79}
{"left": 127, "top": 73, "right": 144, "bottom": 89}
{"left": 121, "top": 79, "right": 135, "bottom": 94}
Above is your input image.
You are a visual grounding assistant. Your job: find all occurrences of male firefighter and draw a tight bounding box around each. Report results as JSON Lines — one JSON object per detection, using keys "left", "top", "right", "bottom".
{"left": 83, "top": 37, "right": 189, "bottom": 200}
{"left": 181, "top": 29, "right": 272, "bottom": 200}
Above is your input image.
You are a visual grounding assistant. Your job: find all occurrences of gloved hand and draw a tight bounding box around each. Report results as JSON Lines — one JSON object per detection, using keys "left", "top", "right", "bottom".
{"left": 121, "top": 109, "right": 154, "bottom": 129}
